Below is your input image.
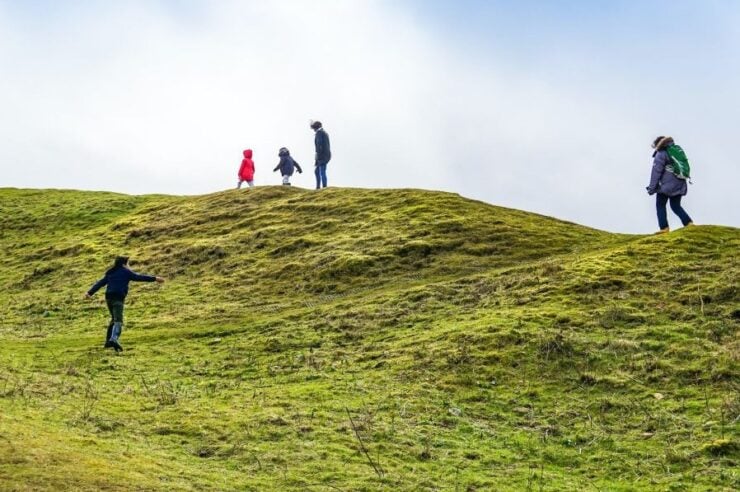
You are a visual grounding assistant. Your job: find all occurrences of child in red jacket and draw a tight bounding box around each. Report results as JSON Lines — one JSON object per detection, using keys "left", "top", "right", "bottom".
{"left": 237, "top": 149, "right": 255, "bottom": 189}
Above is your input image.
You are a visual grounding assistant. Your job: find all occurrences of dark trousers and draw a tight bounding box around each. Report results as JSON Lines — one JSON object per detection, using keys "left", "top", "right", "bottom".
{"left": 656, "top": 194, "right": 692, "bottom": 230}
{"left": 105, "top": 296, "right": 124, "bottom": 343}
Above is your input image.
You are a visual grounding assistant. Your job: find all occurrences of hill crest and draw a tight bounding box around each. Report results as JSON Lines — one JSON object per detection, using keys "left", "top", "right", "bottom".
{"left": 0, "top": 187, "right": 737, "bottom": 491}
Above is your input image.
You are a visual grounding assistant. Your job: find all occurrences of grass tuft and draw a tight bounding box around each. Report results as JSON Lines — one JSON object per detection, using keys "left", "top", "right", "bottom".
{"left": 0, "top": 186, "right": 738, "bottom": 490}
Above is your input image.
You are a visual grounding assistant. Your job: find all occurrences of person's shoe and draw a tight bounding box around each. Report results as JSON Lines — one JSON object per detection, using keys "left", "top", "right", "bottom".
{"left": 655, "top": 227, "right": 670, "bottom": 235}
{"left": 685, "top": 222, "right": 695, "bottom": 227}
{"left": 110, "top": 340, "right": 123, "bottom": 352}
{"left": 104, "top": 341, "right": 113, "bottom": 349}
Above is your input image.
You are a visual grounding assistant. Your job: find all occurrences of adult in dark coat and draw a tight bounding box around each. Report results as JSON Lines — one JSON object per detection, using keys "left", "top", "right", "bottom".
{"left": 311, "top": 120, "right": 331, "bottom": 189}
{"left": 646, "top": 136, "right": 693, "bottom": 233}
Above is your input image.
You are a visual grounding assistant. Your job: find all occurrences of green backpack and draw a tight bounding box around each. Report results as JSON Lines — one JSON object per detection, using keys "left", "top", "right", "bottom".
{"left": 666, "top": 144, "right": 691, "bottom": 181}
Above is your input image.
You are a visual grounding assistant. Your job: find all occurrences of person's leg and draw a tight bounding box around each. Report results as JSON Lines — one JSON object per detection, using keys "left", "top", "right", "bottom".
{"left": 320, "top": 165, "right": 328, "bottom": 188}
{"left": 314, "top": 166, "right": 321, "bottom": 189}
{"left": 105, "top": 301, "right": 115, "bottom": 347}
{"left": 656, "top": 194, "right": 669, "bottom": 230}
{"left": 282, "top": 175, "right": 290, "bottom": 186}
{"left": 105, "top": 321, "right": 113, "bottom": 346}
{"left": 247, "top": 180, "right": 254, "bottom": 188}
{"left": 669, "top": 196, "right": 693, "bottom": 226}
{"left": 237, "top": 180, "right": 242, "bottom": 189}
{"left": 108, "top": 300, "right": 124, "bottom": 352}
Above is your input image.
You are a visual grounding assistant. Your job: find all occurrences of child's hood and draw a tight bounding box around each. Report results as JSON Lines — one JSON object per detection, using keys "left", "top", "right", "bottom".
{"left": 243, "top": 149, "right": 253, "bottom": 159}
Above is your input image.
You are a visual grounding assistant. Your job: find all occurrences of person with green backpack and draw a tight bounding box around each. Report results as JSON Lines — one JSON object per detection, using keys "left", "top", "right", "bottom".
{"left": 646, "top": 136, "right": 694, "bottom": 234}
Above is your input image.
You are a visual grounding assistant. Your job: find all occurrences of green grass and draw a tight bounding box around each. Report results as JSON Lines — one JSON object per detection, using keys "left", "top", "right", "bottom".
{"left": 0, "top": 186, "right": 737, "bottom": 491}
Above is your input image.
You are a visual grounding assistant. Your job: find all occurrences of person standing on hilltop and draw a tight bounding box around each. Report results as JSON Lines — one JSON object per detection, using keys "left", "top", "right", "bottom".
{"left": 273, "top": 147, "right": 302, "bottom": 186}
{"left": 237, "top": 149, "right": 255, "bottom": 189}
{"left": 311, "top": 120, "right": 331, "bottom": 189}
{"left": 85, "top": 256, "right": 165, "bottom": 352}
{"left": 646, "top": 136, "right": 694, "bottom": 234}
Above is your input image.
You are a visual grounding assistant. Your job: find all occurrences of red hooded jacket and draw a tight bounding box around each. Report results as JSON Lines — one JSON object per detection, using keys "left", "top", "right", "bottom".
{"left": 239, "top": 149, "right": 255, "bottom": 181}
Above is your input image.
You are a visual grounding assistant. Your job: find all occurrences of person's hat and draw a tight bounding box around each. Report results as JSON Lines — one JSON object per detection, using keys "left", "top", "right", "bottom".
{"left": 310, "top": 120, "right": 322, "bottom": 130}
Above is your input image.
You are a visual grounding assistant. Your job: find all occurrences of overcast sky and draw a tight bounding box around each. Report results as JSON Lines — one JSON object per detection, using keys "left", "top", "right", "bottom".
{"left": 1, "top": 0, "right": 738, "bottom": 233}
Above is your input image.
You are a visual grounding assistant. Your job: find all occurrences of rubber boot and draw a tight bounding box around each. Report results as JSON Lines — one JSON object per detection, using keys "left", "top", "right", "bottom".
{"left": 109, "top": 322, "right": 123, "bottom": 352}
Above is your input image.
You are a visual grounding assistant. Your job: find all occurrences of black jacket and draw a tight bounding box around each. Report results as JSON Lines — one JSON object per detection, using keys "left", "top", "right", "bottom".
{"left": 274, "top": 153, "right": 302, "bottom": 176}
{"left": 314, "top": 129, "right": 331, "bottom": 166}
{"left": 88, "top": 266, "right": 156, "bottom": 299}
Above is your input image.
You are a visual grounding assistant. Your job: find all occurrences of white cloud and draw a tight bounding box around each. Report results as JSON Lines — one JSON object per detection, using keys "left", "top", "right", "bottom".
{"left": 0, "top": 0, "right": 737, "bottom": 233}
{"left": 0, "top": 1, "right": 450, "bottom": 190}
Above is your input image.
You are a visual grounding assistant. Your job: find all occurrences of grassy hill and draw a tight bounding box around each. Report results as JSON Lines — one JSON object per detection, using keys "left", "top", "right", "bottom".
{"left": 0, "top": 186, "right": 737, "bottom": 491}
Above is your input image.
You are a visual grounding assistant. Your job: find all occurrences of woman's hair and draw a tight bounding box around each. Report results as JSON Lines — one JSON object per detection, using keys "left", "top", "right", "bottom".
{"left": 652, "top": 136, "right": 665, "bottom": 149}
{"left": 106, "top": 256, "right": 129, "bottom": 275}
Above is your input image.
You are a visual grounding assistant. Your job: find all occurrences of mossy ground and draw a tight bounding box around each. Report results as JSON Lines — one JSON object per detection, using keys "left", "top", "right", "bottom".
{"left": 0, "top": 187, "right": 737, "bottom": 491}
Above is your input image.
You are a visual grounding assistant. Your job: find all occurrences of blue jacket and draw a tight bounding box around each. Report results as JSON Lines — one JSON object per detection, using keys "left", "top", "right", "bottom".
{"left": 88, "top": 266, "right": 156, "bottom": 298}
{"left": 314, "top": 128, "right": 331, "bottom": 165}
{"left": 647, "top": 149, "right": 688, "bottom": 197}
{"left": 274, "top": 151, "right": 302, "bottom": 176}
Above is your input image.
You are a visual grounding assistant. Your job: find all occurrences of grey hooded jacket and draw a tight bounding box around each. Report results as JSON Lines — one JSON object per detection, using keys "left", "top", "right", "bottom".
{"left": 647, "top": 137, "right": 688, "bottom": 197}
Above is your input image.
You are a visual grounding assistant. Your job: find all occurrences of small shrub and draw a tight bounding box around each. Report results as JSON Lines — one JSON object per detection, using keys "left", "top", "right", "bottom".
{"left": 397, "top": 240, "right": 433, "bottom": 258}
{"left": 270, "top": 238, "right": 317, "bottom": 257}
{"left": 538, "top": 331, "right": 575, "bottom": 360}
{"left": 598, "top": 305, "right": 639, "bottom": 329}
{"left": 264, "top": 338, "right": 283, "bottom": 353}
{"left": 700, "top": 439, "right": 737, "bottom": 456}
{"left": 77, "top": 380, "right": 99, "bottom": 422}
{"left": 705, "top": 321, "right": 735, "bottom": 343}
{"left": 579, "top": 372, "right": 598, "bottom": 386}
{"left": 447, "top": 335, "right": 475, "bottom": 366}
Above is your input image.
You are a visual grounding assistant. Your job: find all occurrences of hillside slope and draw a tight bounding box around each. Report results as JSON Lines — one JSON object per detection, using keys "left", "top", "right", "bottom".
{"left": 0, "top": 187, "right": 737, "bottom": 491}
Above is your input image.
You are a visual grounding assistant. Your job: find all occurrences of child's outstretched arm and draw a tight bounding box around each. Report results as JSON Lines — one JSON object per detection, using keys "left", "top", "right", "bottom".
{"left": 294, "top": 161, "right": 303, "bottom": 174}
{"left": 85, "top": 276, "right": 108, "bottom": 299}
{"left": 128, "top": 270, "right": 165, "bottom": 283}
